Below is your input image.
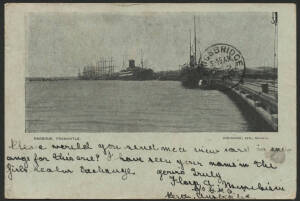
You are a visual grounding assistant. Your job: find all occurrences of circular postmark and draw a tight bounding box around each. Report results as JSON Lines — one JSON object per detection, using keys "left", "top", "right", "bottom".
{"left": 201, "top": 43, "right": 246, "bottom": 89}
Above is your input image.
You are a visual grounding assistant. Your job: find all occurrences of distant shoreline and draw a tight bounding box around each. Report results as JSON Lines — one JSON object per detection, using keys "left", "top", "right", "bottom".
{"left": 26, "top": 78, "right": 180, "bottom": 82}
{"left": 26, "top": 77, "right": 79, "bottom": 81}
{"left": 26, "top": 66, "right": 277, "bottom": 82}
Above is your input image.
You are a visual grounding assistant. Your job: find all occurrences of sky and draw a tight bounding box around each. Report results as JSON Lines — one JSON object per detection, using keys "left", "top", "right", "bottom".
{"left": 27, "top": 12, "right": 276, "bottom": 77}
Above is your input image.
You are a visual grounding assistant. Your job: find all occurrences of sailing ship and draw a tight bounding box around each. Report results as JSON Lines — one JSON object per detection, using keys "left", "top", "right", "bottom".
{"left": 180, "top": 16, "right": 220, "bottom": 89}
{"left": 180, "top": 16, "right": 207, "bottom": 89}
{"left": 79, "top": 57, "right": 116, "bottom": 80}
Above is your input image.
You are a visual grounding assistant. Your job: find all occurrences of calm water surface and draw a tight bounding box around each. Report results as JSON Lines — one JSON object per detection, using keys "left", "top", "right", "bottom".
{"left": 26, "top": 80, "right": 257, "bottom": 132}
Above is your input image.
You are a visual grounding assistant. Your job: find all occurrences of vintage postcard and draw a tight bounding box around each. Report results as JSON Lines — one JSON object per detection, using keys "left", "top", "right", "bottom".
{"left": 5, "top": 3, "right": 296, "bottom": 199}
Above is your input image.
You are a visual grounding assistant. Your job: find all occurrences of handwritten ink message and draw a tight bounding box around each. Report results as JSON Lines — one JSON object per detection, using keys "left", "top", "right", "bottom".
{"left": 6, "top": 138, "right": 291, "bottom": 199}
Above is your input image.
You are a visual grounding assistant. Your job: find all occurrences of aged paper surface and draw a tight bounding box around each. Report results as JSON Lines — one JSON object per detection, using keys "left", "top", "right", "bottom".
{"left": 5, "top": 3, "right": 296, "bottom": 199}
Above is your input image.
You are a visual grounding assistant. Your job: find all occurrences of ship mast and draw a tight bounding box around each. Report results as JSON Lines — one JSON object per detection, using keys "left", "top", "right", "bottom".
{"left": 122, "top": 55, "right": 125, "bottom": 69}
{"left": 78, "top": 68, "right": 81, "bottom": 78}
{"left": 194, "top": 16, "right": 197, "bottom": 66}
{"left": 141, "top": 49, "right": 144, "bottom": 68}
{"left": 189, "top": 29, "right": 192, "bottom": 65}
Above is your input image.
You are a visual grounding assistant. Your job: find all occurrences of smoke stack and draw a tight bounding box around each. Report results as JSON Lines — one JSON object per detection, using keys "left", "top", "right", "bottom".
{"left": 129, "top": 60, "right": 135, "bottom": 68}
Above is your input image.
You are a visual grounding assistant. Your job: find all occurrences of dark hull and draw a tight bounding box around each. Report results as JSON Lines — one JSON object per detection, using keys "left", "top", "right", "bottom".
{"left": 180, "top": 66, "right": 201, "bottom": 88}
{"left": 180, "top": 65, "right": 212, "bottom": 89}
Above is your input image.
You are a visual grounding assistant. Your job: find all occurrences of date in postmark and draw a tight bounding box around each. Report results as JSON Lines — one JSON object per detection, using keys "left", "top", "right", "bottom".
{"left": 201, "top": 43, "right": 246, "bottom": 88}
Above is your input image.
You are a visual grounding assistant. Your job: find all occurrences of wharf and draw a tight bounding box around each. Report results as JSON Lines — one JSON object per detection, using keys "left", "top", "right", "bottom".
{"left": 221, "top": 79, "right": 278, "bottom": 131}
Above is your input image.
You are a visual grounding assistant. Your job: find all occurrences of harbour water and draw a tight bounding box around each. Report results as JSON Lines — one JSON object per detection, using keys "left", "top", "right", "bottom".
{"left": 26, "top": 80, "right": 263, "bottom": 132}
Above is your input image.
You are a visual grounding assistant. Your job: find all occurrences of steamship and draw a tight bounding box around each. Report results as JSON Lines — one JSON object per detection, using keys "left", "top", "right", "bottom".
{"left": 118, "top": 59, "right": 155, "bottom": 80}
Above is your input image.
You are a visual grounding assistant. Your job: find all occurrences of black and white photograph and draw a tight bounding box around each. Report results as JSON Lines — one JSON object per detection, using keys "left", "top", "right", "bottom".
{"left": 25, "top": 12, "right": 278, "bottom": 132}
{"left": 5, "top": 3, "right": 297, "bottom": 199}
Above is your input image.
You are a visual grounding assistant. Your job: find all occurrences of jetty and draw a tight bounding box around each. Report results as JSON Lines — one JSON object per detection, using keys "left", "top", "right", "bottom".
{"left": 219, "top": 79, "right": 278, "bottom": 131}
